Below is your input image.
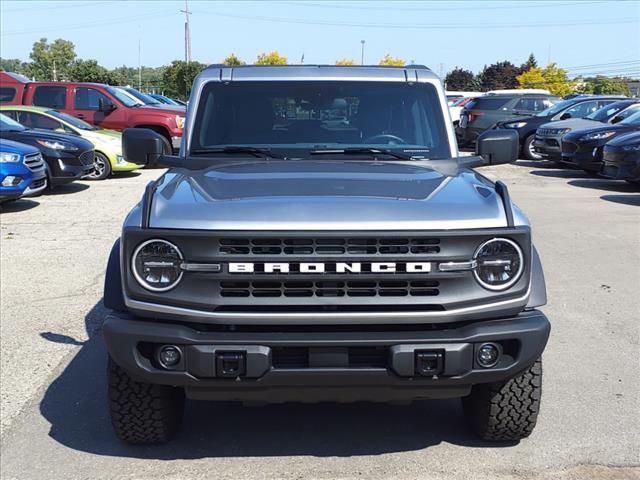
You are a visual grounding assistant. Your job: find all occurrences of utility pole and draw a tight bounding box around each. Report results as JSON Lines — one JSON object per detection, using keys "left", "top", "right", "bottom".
{"left": 138, "top": 26, "right": 142, "bottom": 91}
{"left": 360, "top": 40, "right": 365, "bottom": 65}
{"left": 180, "top": 0, "right": 192, "bottom": 64}
{"left": 52, "top": 60, "right": 57, "bottom": 81}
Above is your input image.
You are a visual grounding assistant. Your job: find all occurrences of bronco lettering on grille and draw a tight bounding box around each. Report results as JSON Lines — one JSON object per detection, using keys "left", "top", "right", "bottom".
{"left": 229, "top": 262, "right": 432, "bottom": 274}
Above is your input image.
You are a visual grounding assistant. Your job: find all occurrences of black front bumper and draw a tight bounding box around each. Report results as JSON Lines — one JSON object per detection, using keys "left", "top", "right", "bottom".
{"left": 103, "top": 309, "right": 550, "bottom": 402}
{"left": 46, "top": 150, "right": 95, "bottom": 186}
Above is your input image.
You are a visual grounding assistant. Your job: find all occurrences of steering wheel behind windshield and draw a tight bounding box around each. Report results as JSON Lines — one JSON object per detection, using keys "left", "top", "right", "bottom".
{"left": 363, "top": 134, "right": 407, "bottom": 145}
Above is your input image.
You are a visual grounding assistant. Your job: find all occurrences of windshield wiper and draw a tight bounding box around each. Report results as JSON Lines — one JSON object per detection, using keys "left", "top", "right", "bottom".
{"left": 190, "top": 146, "right": 284, "bottom": 159}
{"left": 310, "top": 147, "right": 416, "bottom": 161}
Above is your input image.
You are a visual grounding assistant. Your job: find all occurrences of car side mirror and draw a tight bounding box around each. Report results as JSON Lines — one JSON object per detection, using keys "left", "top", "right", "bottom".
{"left": 98, "top": 98, "right": 116, "bottom": 113}
{"left": 610, "top": 116, "right": 622, "bottom": 124}
{"left": 476, "top": 129, "right": 519, "bottom": 166}
{"left": 559, "top": 112, "right": 571, "bottom": 120}
{"left": 122, "top": 128, "right": 173, "bottom": 166}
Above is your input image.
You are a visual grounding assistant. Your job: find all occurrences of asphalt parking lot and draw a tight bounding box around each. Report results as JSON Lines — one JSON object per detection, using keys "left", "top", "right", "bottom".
{"left": 0, "top": 162, "right": 638, "bottom": 480}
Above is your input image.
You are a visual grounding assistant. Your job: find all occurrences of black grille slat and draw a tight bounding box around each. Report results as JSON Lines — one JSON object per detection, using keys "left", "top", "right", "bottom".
{"left": 217, "top": 237, "right": 441, "bottom": 256}
{"left": 219, "top": 280, "right": 440, "bottom": 298}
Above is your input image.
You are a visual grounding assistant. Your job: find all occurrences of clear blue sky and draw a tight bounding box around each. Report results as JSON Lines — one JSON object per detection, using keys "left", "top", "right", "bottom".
{"left": 1, "top": 0, "right": 639, "bottom": 77}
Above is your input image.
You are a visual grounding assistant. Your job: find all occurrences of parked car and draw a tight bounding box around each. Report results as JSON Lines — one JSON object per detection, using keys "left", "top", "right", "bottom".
{"left": 449, "top": 94, "right": 483, "bottom": 126}
{"left": 560, "top": 110, "right": 640, "bottom": 172}
{"left": 0, "top": 113, "right": 94, "bottom": 188}
{"left": 0, "top": 72, "right": 186, "bottom": 151}
{"left": 458, "top": 93, "right": 559, "bottom": 146}
{"left": 600, "top": 131, "right": 640, "bottom": 184}
{"left": 117, "top": 87, "right": 167, "bottom": 107}
{"left": 445, "top": 91, "right": 482, "bottom": 106}
{"left": 0, "top": 106, "right": 141, "bottom": 180}
{"left": 497, "top": 95, "right": 628, "bottom": 160}
{"left": 147, "top": 93, "right": 182, "bottom": 106}
{"left": 0, "top": 138, "right": 47, "bottom": 203}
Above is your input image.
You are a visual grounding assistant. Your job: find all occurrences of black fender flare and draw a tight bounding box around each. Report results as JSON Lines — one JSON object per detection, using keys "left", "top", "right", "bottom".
{"left": 104, "top": 238, "right": 126, "bottom": 312}
{"left": 527, "top": 245, "right": 547, "bottom": 309}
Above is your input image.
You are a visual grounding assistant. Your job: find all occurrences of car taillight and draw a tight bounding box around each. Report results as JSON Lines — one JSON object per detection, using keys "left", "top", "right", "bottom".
{"left": 469, "top": 112, "right": 484, "bottom": 123}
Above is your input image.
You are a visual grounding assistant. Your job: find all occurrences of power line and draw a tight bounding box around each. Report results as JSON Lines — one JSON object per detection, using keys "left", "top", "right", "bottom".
{"left": 271, "top": 0, "right": 609, "bottom": 11}
{"left": 192, "top": 10, "right": 637, "bottom": 29}
{"left": 2, "top": 1, "right": 116, "bottom": 13}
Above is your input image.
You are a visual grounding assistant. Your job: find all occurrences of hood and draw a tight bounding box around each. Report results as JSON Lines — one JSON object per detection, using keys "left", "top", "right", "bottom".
{"left": 606, "top": 130, "right": 640, "bottom": 147}
{"left": 540, "top": 118, "right": 602, "bottom": 131}
{"left": 138, "top": 105, "right": 186, "bottom": 114}
{"left": 0, "top": 138, "right": 40, "bottom": 155}
{"left": 1, "top": 129, "right": 94, "bottom": 151}
{"left": 563, "top": 123, "right": 639, "bottom": 141}
{"left": 82, "top": 129, "right": 122, "bottom": 149}
{"left": 148, "top": 160, "right": 517, "bottom": 231}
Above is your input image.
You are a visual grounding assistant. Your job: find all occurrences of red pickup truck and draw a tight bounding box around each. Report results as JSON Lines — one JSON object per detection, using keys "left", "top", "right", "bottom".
{"left": 0, "top": 72, "right": 185, "bottom": 150}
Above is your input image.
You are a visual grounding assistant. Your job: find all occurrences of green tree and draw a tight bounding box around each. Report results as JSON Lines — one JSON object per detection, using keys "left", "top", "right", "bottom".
{"left": 479, "top": 61, "right": 520, "bottom": 91}
{"left": 255, "top": 51, "right": 288, "bottom": 65}
{"left": 516, "top": 63, "right": 575, "bottom": 96}
{"left": 577, "top": 76, "right": 631, "bottom": 96}
{"left": 223, "top": 53, "right": 245, "bottom": 66}
{"left": 67, "top": 59, "right": 121, "bottom": 84}
{"left": 110, "top": 65, "right": 165, "bottom": 91}
{"left": 335, "top": 58, "right": 355, "bottom": 66}
{"left": 379, "top": 54, "right": 405, "bottom": 66}
{"left": 0, "top": 58, "right": 28, "bottom": 74}
{"left": 445, "top": 67, "right": 475, "bottom": 90}
{"left": 520, "top": 53, "right": 538, "bottom": 72}
{"left": 161, "top": 60, "right": 206, "bottom": 100}
{"left": 24, "top": 38, "right": 76, "bottom": 80}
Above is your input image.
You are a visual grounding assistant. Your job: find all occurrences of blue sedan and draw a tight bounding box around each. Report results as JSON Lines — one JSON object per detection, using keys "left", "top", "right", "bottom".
{"left": 0, "top": 138, "right": 48, "bottom": 203}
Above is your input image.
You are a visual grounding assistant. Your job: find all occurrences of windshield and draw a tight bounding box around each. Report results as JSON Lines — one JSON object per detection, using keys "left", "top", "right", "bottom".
{"left": 47, "top": 109, "right": 98, "bottom": 131}
{"left": 620, "top": 110, "right": 640, "bottom": 125}
{"left": 191, "top": 81, "right": 451, "bottom": 159}
{"left": 586, "top": 102, "right": 628, "bottom": 121}
{"left": 105, "top": 86, "right": 141, "bottom": 107}
{"left": 121, "top": 87, "right": 161, "bottom": 105}
{"left": 536, "top": 98, "right": 575, "bottom": 117}
{"left": 0, "top": 113, "right": 27, "bottom": 132}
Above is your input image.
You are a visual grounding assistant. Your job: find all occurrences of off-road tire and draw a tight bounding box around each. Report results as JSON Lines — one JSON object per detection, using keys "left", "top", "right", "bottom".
{"left": 107, "top": 357, "right": 185, "bottom": 444}
{"left": 462, "top": 358, "right": 542, "bottom": 441}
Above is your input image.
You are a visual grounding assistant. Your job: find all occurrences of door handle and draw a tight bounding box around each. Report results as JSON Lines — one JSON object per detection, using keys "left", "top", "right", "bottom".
{"left": 76, "top": 114, "right": 85, "bottom": 119}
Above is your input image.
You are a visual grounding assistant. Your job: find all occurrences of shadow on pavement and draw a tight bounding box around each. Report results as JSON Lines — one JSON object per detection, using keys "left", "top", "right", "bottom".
{"left": 529, "top": 169, "right": 591, "bottom": 179}
{"left": 38, "top": 301, "right": 514, "bottom": 460}
{"left": 600, "top": 194, "right": 640, "bottom": 206}
{"left": 112, "top": 171, "right": 142, "bottom": 179}
{"left": 46, "top": 182, "right": 90, "bottom": 195}
{"left": 568, "top": 179, "right": 639, "bottom": 193}
{"left": 0, "top": 199, "right": 40, "bottom": 213}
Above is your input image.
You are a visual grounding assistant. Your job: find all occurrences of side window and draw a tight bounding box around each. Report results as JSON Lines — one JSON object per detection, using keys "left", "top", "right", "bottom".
{"left": 563, "top": 100, "right": 598, "bottom": 118}
{"left": 74, "top": 87, "right": 111, "bottom": 110}
{"left": 17, "top": 111, "right": 63, "bottom": 131}
{"left": 613, "top": 105, "right": 640, "bottom": 122}
{"left": 2, "top": 110, "right": 19, "bottom": 121}
{"left": 32, "top": 86, "right": 67, "bottom": 109}
{"left": 515, "top": 97, "right": 548, "bottom": 112}
{"left": 0, "top": 87, "right": 16, "bottom": 102}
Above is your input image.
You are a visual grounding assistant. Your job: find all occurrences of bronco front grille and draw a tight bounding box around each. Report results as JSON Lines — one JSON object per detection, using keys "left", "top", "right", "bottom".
{"left": 219, "top": 237, "right": 441, "bottom": 256}
{"left": 220, "top": 280, "right": 440, "bottom": 298}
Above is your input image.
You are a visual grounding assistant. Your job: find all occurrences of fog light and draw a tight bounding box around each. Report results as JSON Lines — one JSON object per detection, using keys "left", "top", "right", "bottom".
{"left": 1, "top": 176, "right": 20, "bottom": 187}
{"left": 158, "top": 345, "right": 182, "bottom": 368}
{"left": 477, "top": 343, "right": 500, "bottom": 368}
{"left": 116, "top": 155, "right": 127, "bottom": 165}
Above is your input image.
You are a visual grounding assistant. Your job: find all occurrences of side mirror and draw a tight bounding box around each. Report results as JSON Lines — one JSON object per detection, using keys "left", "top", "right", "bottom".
{"left": 98, "top": 98, "right": 116, "bottom": 113}
{"left": 476, "top": 129, "right": 519, "bottom": 166}
{"left": 610, "top": 116, "right": 623, "bottom": 124}
{"left": 559, "top": 112, "right": 572, "bottom": 120}
{"left": 122, "top": 128, "right": 172, "bottom": 166}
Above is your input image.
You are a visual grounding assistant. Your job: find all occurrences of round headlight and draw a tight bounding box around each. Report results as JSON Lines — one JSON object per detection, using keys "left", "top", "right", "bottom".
{"left": 132, "top": 239, "right": 183, "bottom": 292}
{"left": 473, "top": 238, "right": 524, "bottom": 291}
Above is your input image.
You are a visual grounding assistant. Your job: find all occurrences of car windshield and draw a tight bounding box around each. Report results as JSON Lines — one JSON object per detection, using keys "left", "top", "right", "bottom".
{"left": 620, "top": 110, "right": 640, "bottom": 125}
{"left": 0, "top": 113, "right": 27, "bottom": 132}
{"left": 47, "top": 109, "right": 98, "bottom": 131}
{"left": 105, "top": 86, "right": 141, "bottom": 107}
{"left": 586, "top": 102, "right": 629, "bottom": 121}
{"left": 536, "top": 98, "right": 575, "bottom": 117}
{"left": 191, "top": 81, "right": 451, "bottom": 160}
{"left": 121, "top": 87, "right": 162, "bottom": 105}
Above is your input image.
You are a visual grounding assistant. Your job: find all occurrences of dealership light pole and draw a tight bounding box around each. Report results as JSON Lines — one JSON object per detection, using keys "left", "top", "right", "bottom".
{"left": 360, "top": 40, "right": 365, "bottom": 65}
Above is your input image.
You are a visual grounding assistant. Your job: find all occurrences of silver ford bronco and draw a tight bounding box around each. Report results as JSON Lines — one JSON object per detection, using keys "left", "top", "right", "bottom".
{"left": 103, "top": 65, "right": 550, "bottom": 444}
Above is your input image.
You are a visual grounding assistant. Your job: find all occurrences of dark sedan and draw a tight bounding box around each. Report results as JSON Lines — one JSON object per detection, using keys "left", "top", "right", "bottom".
{"left": 600, "top": 131, "right": 640, "bottom": 184}
{"left": 0, "top": 113, "right": 95, "bottom": 188}
{"left": 560, "top": 110, "right": 640, "bottom": 172}
{"left": 495, "top": 95, "right": 627, "bottom": 160}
